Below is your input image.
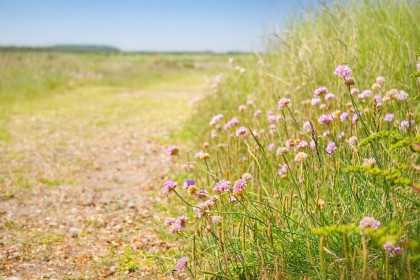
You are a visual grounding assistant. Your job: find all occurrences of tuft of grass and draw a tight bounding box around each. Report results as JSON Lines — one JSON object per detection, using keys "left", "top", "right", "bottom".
{"left": 161, "top": 0, "right": 420, "bottom": 278}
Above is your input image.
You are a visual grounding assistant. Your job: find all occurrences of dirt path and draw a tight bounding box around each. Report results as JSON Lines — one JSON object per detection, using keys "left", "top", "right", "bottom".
{"left": 0, "top": 83, "right": 203, "bottom": 279}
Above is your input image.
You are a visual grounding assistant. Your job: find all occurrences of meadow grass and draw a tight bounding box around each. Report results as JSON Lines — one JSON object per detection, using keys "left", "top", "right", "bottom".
{"left": 162, "top": 0, "right": 419, "bottom": 278}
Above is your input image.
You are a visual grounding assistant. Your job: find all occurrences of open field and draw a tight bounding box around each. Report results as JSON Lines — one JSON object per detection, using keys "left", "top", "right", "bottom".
{"left": 1, "top": 0, "right": 419, "bottom": 279}
{"left": 0, "top": 50, "right": 251, "bottom": 278}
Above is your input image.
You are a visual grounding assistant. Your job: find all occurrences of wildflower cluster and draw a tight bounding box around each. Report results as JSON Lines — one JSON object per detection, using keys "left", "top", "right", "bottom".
{"left": 159, "top": 59, "right": 418, "bottom": 278}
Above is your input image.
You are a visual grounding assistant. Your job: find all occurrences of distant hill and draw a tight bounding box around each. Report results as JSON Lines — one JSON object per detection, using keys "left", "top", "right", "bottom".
{"left": 0, "top": 45, "right": 120, "bottom": 53}
{"left": 52, "top": 45, "right": 120, "bottom": 52}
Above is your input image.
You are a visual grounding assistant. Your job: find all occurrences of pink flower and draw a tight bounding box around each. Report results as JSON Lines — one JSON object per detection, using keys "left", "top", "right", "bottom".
{"left": 314, "top": 86, "right": 328, "bottom": 97}
{"left": 213, "top": 180, "right": 231, "bottom": 193}
{"left": 232, "top": 179, "right": 247, "bottom": 196}
{"left": 164, "top": 218, "right": 176, "bottom": 227}
{"left": 383, "top": 241, "right": 402, "bottom": 254}
{"left": 374, "top": 95, "right": 383, "bottom": 107}
{"left": 325, "top": 93, "right": 335, "bottom": 100}
{"left": 326, "top": 141, "right": 336, "bottom": 155}
{"left": 183, "top": 180, "right": 196, "bottom": 190}
{"left": 362, "top": 90, "right": 372, "bottom": 97}
{"left": 395, "top": 91, "right": 409, "bottom": 100}
{"left": 360, "top": 216, "right": 381, "bottom": 230}
{"left": 310, "top": 141, "right": 316, "bottom": 149}
{"left": 340, "top": 112, "right": 349, "bottom": 122}
{"left": 268, "top": 143, "right": 275, "bottom": 151}
{"left": 295, "top": 140, "right": 308, "bottom": 151}
{"left": 311, "top": 97, "right": 321, "bottom": 106}
{"left": 376, "top": 76, "right": 385, "bottom": 84}
{"left": 337, "top": 131, "right": 345, "bottom": 139}
{"left": 303, "top": 121, "right": 312, "bottom": 132}
{"left": 323, "top": 130, "right": 330, "bottom": 137}
{"left": 348, "top": 136, "right": 358, "bottom": 146}
{"left": 195, "top": 190, "right": 209, "bottom": 199}
{"left": 165, "top": 215, "right": 188, "bottom": 234}
{"left": 210, "top": 114, "right": 223, "bottom": 126}
{"left": 162, "top": 180, "right": 177, "bottom": 195}
{"left": 352, "top": 112, "right": 361, "bottom": 123}
{"left": 167, "top": 145, "right": 180, "bottom": 157}
{"left": 318, "top": 114, "right": 333, "bottom": 125}
{"left": 235, "top": 126, "right": 249, "bottom": 138}
{"left": 399, "top": 120, "right": 410, "bottom": 131}
{"left": 334, "top": 64, "right": 352, "bottom": 78}
{"left": 176, "top": 257, "right": 188, "bottom": 271}
{"left": 211, "top": 215, "right": 223, "bottom": 224}
{"left": 254, "top": 110, "right": 262, "bottom": 118}
{"left": 278, "top": 164, "right": 287, "bottom": 178}
{"left": 278, "top": 98, "right": 291, "bottom": 109}
{"left": 384, "top": 114, "right": 394, "bottom": 122}
{"left": 267, "top": 115, "right": 276, "bottom": 124}
{"left": 224, "top": 117, "right": 239, "bottom": 131}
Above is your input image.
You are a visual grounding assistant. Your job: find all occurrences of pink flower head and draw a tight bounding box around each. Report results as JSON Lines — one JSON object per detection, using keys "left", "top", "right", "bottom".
{"left": 384, "top": 114, "right": 394, "bottom": 122}
{"left": 348, "top": 136, "right": 358, "bottom": 146}
{"left": 195, "top": 190, "right": 209, "bottom": 199}
{"left": 323, "top": 130, "right": 330, "bottom": 137}
{"left": 362, "top": 90, "right": 372, "bottom": 98}
{"left": 211, "top": 215, "right": 223, "bottom": 224}
{"left": 334, "top": 64, "right": 352, "bottom": 78}
{"left": 383, "top": 241, "right": 402, "bottom": 254}
{"left": 376, "top": 76, "right": 385, "bottom": 84}
{"left": 310, "top": 141, "right": 316, "bottom": 149}
{"left": 232, "top": 179, "right": 247, "bottom": 196}
{"left": 395, "top": 91, "right": 409, "bottom": 100}
{"left": 340, "top": 112, "right": 349, "bottom": 122}
{"left": 295, "top": 140, "right": 308, "bottom": 151}
{"left": 337, "top": 131, "right": 345, "bottom": 139}
{"left": 278, "top": 98, "right": 291, "bottom": 109}
{"left": 267, "top": 115, "right": 276, "bottom": 124}
{"left": 235, "top": 126, "right": 249, "bottom": 138}
{"left": 176, "top": 257, "right": 188, "bottom": 271}
{"left": 210, "top": 114, "right": 223, "bottom": 126}
{"left": 167, "top": 215, "right": 188, "bottom": 234}
{"left": 278, "top": 164, "right": 287, "bottom": 178}
{"left": 325, "top": 93, "right": 335, "bottom": 100}
{"left": 360, "top": 216, "right": 381, "bottom": 230}
{"left": 399, "top": 120, "right": 410, "bottom": 131}
{"left": 183, "top": 180, "right": 196, "bottom": 190}
{"left": 318, "top": 114, "right": 333, "bottom": 125}
{"left": 162, "top": 180, "right": 177, "bottom": 195}
{"left": 374, "top": 95, "right": 383, "bottom": 107}
{"left": 314, "top": 86, "right": 328, "bottom": 97}
{"left": 254, "top": 110, "right": 262, "bottom": 118}
{"left": 164, "top": 217, "right": 176, "bottom": 227}
{"left": 352, "top": 112, "right": 361, "bottom": 123}
{"left": 326, "top": 141, "right": 337, "bottom": 155}
{"left": 285, "top": 139, "right": 293, "bottom": 149}
{"left": 224, "top": 117, "right": 239, "bottom": 131}
{"left": 213, "top": 180, "right": 231, "bottom": 193}
{"left": 311, "top": 97, "right": 321, "bottom": 106}
{"left": 167, "top": 145, "right": 180, "bottom": 157}
{"left": 268, "top": 143, "right": 275, "bottom": 151}
{"left": 303, "top": 121, "right": 312, "bottom": 132}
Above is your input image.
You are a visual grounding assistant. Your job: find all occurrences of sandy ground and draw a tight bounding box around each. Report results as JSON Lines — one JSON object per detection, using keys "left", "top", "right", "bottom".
{"left": 0, "top": 87, "right": 200, "bottom": 279}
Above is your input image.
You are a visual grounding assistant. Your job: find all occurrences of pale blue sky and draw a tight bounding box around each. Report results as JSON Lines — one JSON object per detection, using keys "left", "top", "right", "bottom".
{"left": 0, "top": 0, "right": 313, "bottom": 52}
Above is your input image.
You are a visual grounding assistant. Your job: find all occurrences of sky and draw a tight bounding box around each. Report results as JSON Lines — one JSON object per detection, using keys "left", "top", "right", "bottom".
{"left": 0, "top": 0, "right": 312, "bottom": 52}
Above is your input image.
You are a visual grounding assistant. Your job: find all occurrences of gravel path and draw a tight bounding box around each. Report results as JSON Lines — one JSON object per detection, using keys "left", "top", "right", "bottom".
{"left": 0, "top": 87, "right": 199, "bottom": 279}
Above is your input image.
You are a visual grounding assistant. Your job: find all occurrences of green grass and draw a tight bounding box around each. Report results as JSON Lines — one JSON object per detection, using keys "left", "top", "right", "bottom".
{"left": 163, "top": 0, "right": 420, "bottom": 279}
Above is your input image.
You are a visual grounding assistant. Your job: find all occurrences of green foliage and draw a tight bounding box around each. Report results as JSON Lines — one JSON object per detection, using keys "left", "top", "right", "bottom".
{"left": 164, "top": 0, "right": 420, "bottom": 278}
